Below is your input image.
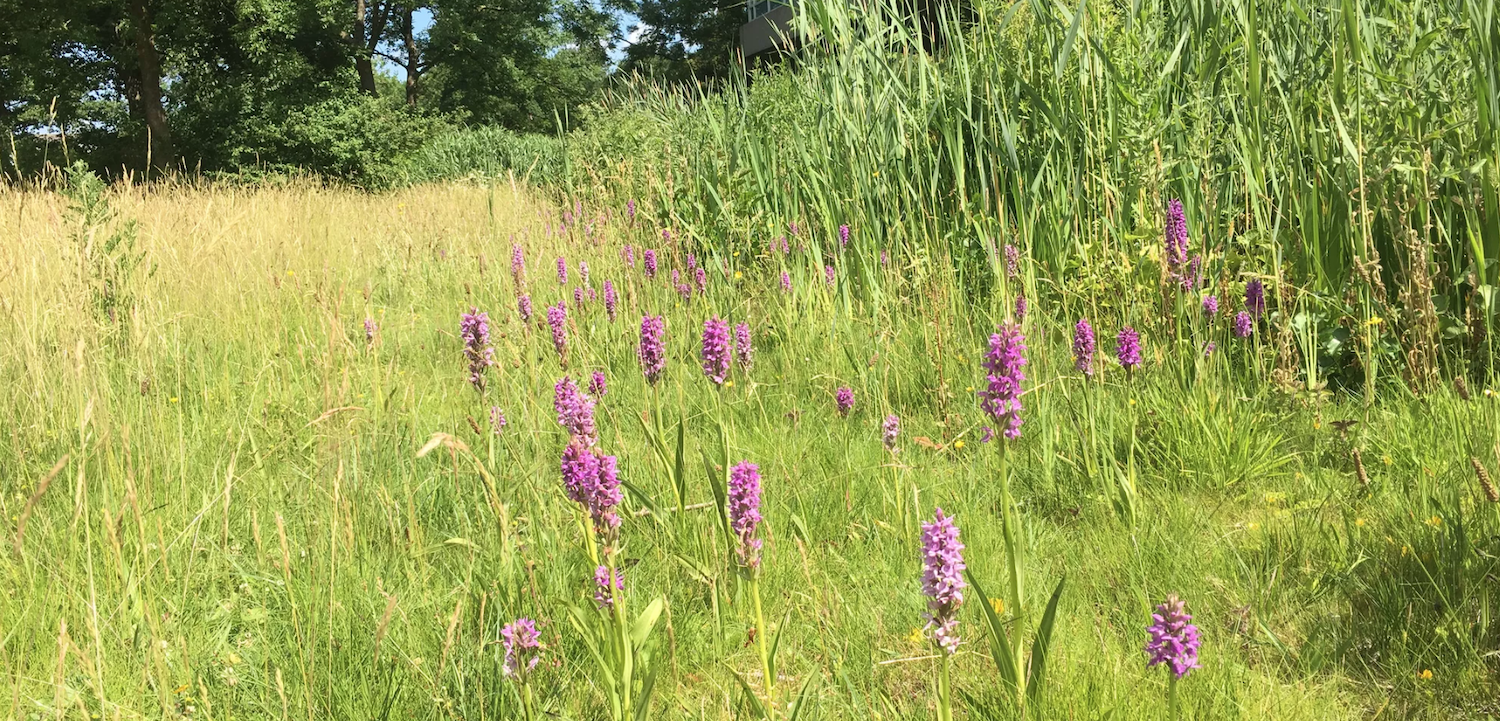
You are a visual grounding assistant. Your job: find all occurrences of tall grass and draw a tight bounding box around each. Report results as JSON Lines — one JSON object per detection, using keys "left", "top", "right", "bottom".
{"left": 403, "top": 126, "right": 568, "bottom": 187}
{"left": 569, "top": 0, "right": 1498, "bottom": 394}
{"left": 6, "top": 3, "right": 1500, "bottom": 716}
{"left": 1, "top": 175, "right": 1496, "bottom": 719}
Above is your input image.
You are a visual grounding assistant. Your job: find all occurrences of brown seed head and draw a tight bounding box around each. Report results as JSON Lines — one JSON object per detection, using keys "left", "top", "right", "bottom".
{"left": 1471, "top": 457, "right": 1498, "bottom": 503}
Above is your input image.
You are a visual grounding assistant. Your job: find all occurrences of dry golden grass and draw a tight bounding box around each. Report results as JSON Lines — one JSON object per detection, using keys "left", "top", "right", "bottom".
{"left": 0, "top": 181, "right": 548, "bottom": 310}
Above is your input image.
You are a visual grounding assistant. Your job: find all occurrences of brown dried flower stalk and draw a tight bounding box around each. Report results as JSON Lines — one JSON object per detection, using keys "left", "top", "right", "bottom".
{"left": 1471, "top": 457, "right": 1499, "bottom": 503}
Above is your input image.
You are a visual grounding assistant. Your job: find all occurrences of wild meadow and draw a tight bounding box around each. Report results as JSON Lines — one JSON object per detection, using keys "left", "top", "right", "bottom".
{"left": 4, "top": 0, "right": 1500, "bottom": 719}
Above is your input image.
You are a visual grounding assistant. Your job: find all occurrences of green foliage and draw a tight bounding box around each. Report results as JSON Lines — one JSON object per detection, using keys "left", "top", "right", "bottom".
{"left": 2, "top": 0, "right": 610, "bottom": 182}
{"left": 400, "top": 126, "right": 567, "bottom": 186}
{"left": 276, "top": 96, "right": 441, "bottom": 187}
{"left": 62, "top": 161, "right": 151, "bottom": 322}
{"left": 621, "top": 0, "right": 743, "bottom": 81}
{"left": 571, "top": 0, "right": 1499, "bottom": 389}
{"left": 4, "top": 183, "right": 1499, "bottom": 718}
{"left": 425, "top": 0, "right": 613, "bottom": 132}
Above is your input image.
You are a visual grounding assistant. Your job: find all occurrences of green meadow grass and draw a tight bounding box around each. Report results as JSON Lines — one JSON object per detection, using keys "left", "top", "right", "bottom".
{"left": 1, "top": 180, "right": 1496, "bottom": 720}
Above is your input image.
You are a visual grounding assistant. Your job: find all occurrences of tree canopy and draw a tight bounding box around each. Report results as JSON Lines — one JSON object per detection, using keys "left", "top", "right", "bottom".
{"left": 621, "top": 0, "right": 742, "bottom": 82}
{"left": 0, "top": 0, "right": 636, "bottom": 181}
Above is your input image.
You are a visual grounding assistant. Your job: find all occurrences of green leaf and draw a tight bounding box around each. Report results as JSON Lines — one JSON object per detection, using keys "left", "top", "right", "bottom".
{"left": 785, "top": 672, "right": 820, "bottom": 721}
{"left": 726, "top": 664, "right": 769, "bottom": 720}
{"left": 636, "top": 411, "right": 669, "bottom": 471}
{"left": 768, "top": 606, "right": 792, "bottom": 684}
{"left": 567, "top": 605, "right": 618, "bottom": 692}
{"left": 1259, "top": 620, "right": 1295, "bottom": 660}
{"left": 631, "top": 597, "right": 665, "bottom": 648}
{"left": 704, "top": 449, "right": 732, "bottom": 541}
{"left": 836, "top": 665, "right": 864, "bottom": 715}
{"left": 622, "top": 480, "right": 660, "bottom": 523}
{"left": 956, "top": 687, "right": 1005, "bottom": 721}
{"left": 788, "top": 513, "right": 810, "bottom": 545}
{"left": 671, "top": 552, "right": 717, "bottom": 585}
{"left": 673, "top": 418, "right": 688, "bottom": 508}
{"left": 1025, "top": 576, "right": 1067, "bottom": 703}
{"left": 1087, "top": 35, "right": 1136, "bottom": 106}
{"left": 1112, "top": 460, "right": 1138, "bottom": 528}
{"left": 998, "top": 0, "right": 1026, "bottom": 32}
{"left": 1054, "top": 0, "right": 1087, "bottom": 81}
{"left": 634, "top": 650, "right": 662, "bottom": 721}
{"left": 717, "top": 407, "right": 730, "bottom": 476}
{"left": 1157, "top": 29, "right": 1190, "bottom": 86}
{"left": 1329, "top": 100, "right": 1361, "bottom": 166}
{"left": 964, "top": 569, "right": 1019, "bottom": 692}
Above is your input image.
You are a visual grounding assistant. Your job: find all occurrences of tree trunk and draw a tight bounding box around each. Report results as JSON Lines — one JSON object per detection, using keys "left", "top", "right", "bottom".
{"left": 355, "top": 56, "right": 377, "bottom": 96}
{"left": 402, "top": 6, "right": 419, "bottom": 107}
{"left": 352, "top": 0, "right": 390, "bottom": 97}
{"left": 353, "top": 0, "right": 377, "bottom": 95}
{"left": 128, "top": 0, "right": 174, "bottom": 170}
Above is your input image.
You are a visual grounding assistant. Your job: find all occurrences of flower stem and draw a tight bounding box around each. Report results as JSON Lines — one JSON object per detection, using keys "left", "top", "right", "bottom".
{"left": 842, "top": 420, "right": 852, "bottom": 513}
{"left": 997, "top": 441, "right": 1025, "bottom": 690}
{"left": 1169, "top": 675, "right": 1180, "bottom": 721}
{"left": 608, "top": 553, "right": 633, "bottom": 721}
{"left": 889, "top": 449, "right": 905, "bottom": 532}
{"left": 521, "top": 678, "right": 536, "bottom": 721}
{"left": 936, "top": 651, "right": 953, "bottom": 721}
{"left": 751, "top": 574, "right": 776, "bottom": 717}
